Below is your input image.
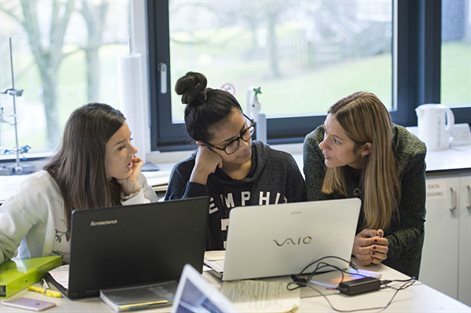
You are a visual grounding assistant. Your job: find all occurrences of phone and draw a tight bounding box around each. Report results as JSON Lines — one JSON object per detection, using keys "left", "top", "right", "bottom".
{"left": 2, "top": 297, "right": 56, "bottom": 311}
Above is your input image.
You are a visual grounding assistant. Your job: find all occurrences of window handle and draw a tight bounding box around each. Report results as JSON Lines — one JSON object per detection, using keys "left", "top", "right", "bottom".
{"left": 158, "top": 62, "right": 167, "bottom": 94}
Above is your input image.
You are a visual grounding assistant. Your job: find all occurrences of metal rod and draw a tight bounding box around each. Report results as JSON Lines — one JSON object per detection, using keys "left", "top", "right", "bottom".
{"left": 8, "top": 37, "right": 21, "bottom": 168}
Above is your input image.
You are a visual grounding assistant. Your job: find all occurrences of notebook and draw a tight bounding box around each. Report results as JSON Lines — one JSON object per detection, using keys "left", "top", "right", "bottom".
{"left": 48, "top": 196, "right": 209, "bottom": 299}
{"left": 171, "top": 264, "right": 237, "bottom": 313}
{"left": 100, "top": 280, "right": 178, "bottom": 312}
{"left": 204, "top": 198, "right": 361, "bottom": 281}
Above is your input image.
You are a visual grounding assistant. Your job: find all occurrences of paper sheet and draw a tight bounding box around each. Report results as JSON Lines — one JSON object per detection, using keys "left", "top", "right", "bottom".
{"left": 47, "top": 264, "right": 69, "bottom": 289}
{"left": 204, "top": 259, "right": 225, "bottom": 273}
{"left": 221, "top": 278, "right": 300, "bottom": 313}
{"left": 204, "top": 250, "right": 226, "bottom": 273}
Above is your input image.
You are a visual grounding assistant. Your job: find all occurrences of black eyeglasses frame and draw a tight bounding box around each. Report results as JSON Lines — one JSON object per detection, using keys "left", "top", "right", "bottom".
{"left": 204, "top": 113, "right": 256, "bottom": 155}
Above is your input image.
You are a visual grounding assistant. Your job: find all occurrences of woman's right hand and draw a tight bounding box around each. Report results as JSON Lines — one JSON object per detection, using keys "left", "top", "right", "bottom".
{"left": 352, "top": 228, "right": 388, "bottom": 266}
{"left": 189, "top": 143, "right": 223, "bottom": 185}
{"left": 117, "top": 155, "right": 144, "bottom": 196}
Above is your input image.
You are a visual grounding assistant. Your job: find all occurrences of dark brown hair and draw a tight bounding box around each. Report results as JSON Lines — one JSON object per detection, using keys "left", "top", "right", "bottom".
{"left": 44, "top": 103, "right": 125, "bottom": 232}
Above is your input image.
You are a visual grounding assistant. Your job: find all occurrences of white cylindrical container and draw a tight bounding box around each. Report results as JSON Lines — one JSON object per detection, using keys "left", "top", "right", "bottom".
{"left": 256, "top": 113, "right": 267, "bottom": 144}
{"left": 117, "top": 53, "right": 147, "bottom": 162}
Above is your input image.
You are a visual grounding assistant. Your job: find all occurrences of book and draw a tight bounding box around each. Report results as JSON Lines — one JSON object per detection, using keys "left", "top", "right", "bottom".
{"left": 0, "top": 255, "right": 62, "bottom": 298}
{"left": 99, "top": 280, "right": 178, "bottom": 312}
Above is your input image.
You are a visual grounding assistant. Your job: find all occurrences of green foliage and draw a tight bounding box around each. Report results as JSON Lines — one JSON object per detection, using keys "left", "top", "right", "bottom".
{"left": 441, "top": 42, "right": 471, "bottom": 106}
{"left": 1, "top": 41, "right": 469, "bottom": 153}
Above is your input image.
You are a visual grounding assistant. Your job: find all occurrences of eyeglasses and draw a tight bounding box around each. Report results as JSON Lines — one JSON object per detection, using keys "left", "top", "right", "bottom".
{"left": 205, "top": 114, "right": 256, "bottom": 155}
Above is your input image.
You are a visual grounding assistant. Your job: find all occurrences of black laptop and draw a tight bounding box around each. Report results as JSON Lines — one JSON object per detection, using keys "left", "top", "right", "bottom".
{"left": 48, "top": 196, "right": 209, "bottom": 299}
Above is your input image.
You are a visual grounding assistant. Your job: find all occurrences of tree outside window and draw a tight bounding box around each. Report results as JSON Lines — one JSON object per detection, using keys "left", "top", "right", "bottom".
{"left": 0, "top": 0, "right": 130, "bottom": 155}
{"left": 168, "top": 0, "right": 393, "bottom": 123}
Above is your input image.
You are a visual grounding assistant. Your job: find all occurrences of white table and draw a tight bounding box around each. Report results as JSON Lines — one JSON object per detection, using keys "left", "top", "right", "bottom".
{"left": 1, "top": 264, "right": 470, "bottom": 312}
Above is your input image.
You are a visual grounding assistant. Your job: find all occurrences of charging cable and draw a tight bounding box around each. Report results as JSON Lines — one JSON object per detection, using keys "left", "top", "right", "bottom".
{"left": 287, "top": 256, "right": 416, "bottom": 312}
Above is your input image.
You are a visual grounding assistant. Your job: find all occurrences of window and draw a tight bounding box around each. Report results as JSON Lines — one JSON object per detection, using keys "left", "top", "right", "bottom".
{"left": 149, "top": 0, "right": 471, "bottom": 152}
{"left": 0, "top": 0, "right": 131, "bottom": 157}
{"left": 168, "top": 1, "right": 393, "bottom": 118}
{"left": 441, "top": 0, "right": 471, "bottom": 106}
{"left": 148, "top": 0, "right": 395, "bottom": 151}
{"left": 2, "top": 1, "right": 469, "bottom": 157}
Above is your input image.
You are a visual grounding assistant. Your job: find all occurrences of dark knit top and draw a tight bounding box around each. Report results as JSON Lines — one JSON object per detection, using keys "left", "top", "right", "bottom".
{"left": 303, "top": 124, "right": 427, "bottom": 278}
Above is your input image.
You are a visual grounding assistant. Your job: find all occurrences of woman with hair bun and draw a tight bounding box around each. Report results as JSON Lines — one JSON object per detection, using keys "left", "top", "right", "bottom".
{"left": 165, "top": 72, "right": 306, "bottom": 250}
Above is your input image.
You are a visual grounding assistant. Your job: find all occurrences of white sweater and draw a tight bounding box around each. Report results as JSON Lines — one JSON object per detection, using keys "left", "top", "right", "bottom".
{"left": 0, "top": 170, "right": 158, "bottom": 264}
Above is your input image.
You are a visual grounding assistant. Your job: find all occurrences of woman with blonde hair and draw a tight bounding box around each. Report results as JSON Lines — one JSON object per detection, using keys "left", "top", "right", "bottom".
{"left": 303, "top": 91, "right": 426, "bottom": 278}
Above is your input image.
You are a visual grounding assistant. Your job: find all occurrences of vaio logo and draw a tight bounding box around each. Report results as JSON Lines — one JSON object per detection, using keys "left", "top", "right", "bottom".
{"left": 273, "top": 236, "right": 312, "bottom": 247}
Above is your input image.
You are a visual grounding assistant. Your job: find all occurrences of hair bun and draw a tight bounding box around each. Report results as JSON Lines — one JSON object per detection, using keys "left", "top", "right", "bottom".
{"left": 175, "top": 72, "right": 208, "bottom": 107}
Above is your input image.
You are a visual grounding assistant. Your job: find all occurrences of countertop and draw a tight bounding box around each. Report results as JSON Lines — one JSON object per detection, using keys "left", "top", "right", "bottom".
{"left": 1, "top": 143, "right": 470, "bottom": 202}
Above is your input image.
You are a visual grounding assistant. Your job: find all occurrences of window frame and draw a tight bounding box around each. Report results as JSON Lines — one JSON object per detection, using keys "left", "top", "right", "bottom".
{"left": 147, "top": 0, "right": 471, "bottom": 152}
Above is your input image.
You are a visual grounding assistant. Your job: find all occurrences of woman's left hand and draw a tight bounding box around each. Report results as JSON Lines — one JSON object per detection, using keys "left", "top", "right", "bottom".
{"left": 117, "top": 155, "right": 143, "bottom": 195}
{"left": 352, "top": 228, "right": 389, "bottom": 266}
{"left": 370, "top": 229, "right": 389, "bottom": 265}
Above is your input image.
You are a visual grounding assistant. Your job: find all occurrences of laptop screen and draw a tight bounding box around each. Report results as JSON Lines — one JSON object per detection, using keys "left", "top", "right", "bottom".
{"left": 220, "top": 198, "right": 361, "bottom": 281}
{"left": 65, "top": 197, "right": 209, "bottom": 299}
{"left": 171, "top": 264, "right": 237, "bottom": 313}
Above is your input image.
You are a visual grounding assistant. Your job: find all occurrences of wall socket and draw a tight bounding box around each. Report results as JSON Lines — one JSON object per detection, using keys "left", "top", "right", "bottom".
{"left": 451, "top": 123, "right": 471, "bottom": 146}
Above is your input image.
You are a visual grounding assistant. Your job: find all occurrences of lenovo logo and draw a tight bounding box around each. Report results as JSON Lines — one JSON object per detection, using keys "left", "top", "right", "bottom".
{"left": 273, "top": 236, "right": 312, "bottom": 247}
{"left": 90, "top": 220, "right": 118, "bottom": 227}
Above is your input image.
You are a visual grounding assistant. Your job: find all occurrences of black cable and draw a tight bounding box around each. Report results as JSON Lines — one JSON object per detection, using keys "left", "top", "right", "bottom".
{"left": 290, "top": 256, "right": 358, "bottom": 286}
{"left": 288, "top": 278, "right": 417, "bottom": 312}
{"left": 287, "top": 259, "right": 417, "bottom": 312}
{"left": 381, "top": 277, "right": 416, "bottom": 285}
{"left": 379, "top": 279, "right": 417, "bottom": 309}
{"left": 297, "top": 256, "right": 355, "bottom": 275}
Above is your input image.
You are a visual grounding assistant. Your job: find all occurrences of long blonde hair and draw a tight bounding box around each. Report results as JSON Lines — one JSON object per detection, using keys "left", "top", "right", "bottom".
{"left": 322, "top": 92, "right": 400, "bottom": 230}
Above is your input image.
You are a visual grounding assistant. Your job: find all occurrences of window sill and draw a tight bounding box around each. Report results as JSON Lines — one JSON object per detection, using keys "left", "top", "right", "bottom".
{"left": 0, "top": 143, "right": 304, "bottom": 202}
{"left": 146, "top": 142, "right": 303, "bottom": 165}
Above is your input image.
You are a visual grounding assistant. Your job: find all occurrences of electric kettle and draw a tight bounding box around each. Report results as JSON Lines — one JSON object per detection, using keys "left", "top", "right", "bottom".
{"left": 415, "top": 104, "right": 455, "bottom": 151}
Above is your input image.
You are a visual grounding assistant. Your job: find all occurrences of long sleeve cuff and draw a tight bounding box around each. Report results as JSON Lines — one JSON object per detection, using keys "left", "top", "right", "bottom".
{"left": 121, "top": 189, "right": 150, "bottom": 205}
{"left": 183, "top": 182, "right": 209, "bottom": 198}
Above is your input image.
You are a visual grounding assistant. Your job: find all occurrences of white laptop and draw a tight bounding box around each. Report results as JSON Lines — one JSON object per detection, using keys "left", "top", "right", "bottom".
{"left": 171, "top": 264, "right": 237, "bottom": 313}
{"left": 205, "top": 198, "right": 361, "bottom": 281}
